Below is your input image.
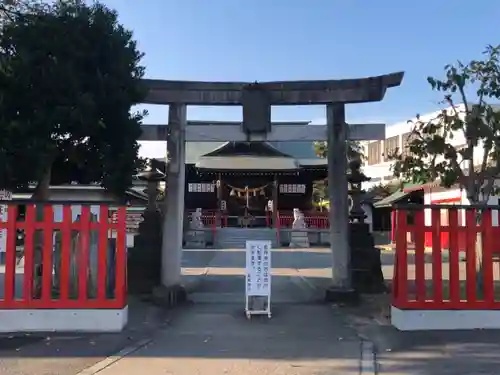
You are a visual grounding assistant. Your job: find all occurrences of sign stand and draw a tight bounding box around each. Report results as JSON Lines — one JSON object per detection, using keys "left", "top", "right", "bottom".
{"left": 245, "top": 240, "right": 272, "bottom": 319}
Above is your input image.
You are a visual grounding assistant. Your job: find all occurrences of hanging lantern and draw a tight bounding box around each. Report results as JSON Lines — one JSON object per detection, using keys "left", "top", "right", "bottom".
{"left": 230, "top": 189, "right": 235, "bottom": 196}
{"left": 260, "top": 189, "right": 265, "bottom": 196}
{"left": 216, "top": 180, "right": 221, "bottom": 188}
{"left": 253, "top": 190, "right": 257, "bottom": 197}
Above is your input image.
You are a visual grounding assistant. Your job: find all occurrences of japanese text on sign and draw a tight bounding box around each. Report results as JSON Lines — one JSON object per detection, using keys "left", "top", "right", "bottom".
{"left": 245, "top": 240, "right": 272, "bottom": 296}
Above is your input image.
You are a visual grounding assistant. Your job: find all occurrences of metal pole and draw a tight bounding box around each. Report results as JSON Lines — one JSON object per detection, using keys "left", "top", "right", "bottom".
{"left": 327, "top": 103, "right": 351, "bottom": 289}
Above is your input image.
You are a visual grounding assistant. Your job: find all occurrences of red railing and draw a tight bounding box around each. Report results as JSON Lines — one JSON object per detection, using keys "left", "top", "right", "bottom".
{"left": 277, "top": 211, "right": 329, "bottom": 229}
{"left": 393, "top": 205, "right": 500, "bottom": 310}
{"left": 0, "top": 203, "right": 127, "bottom": 309}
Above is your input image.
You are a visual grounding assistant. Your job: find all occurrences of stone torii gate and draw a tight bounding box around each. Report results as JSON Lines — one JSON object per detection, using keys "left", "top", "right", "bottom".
{"left": 140, "top": 73, "right": 404, "bottom": 301}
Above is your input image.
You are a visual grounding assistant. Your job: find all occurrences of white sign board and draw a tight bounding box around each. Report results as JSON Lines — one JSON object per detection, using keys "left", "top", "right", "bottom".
{"left": 0, "top": 190, "right": 12, "bottom": 253}
{"left": 245, "top": 240, "right": 272, "bottom": 319}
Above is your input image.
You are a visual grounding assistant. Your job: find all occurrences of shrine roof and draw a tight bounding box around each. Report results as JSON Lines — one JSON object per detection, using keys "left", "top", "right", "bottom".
{"left": 185, "top": 140, "right": 321, "bottom": 164}
{"left": 201, "top": 142, "right": 293, "bottom": 158}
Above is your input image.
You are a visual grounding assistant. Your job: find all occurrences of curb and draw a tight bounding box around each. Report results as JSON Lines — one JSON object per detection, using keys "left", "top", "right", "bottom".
{"left": 75, "top": 338, "right": 153, "bottom": 375}
{"left": 377, "top": 245, "right": 436, "bottom": 253}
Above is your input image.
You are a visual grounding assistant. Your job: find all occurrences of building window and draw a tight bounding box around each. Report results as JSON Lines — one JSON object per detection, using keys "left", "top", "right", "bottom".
{"left": 279, "top": 184, "right": 306, "bottom": 194}
{"left": 367, "top": 141, "right": 381, "bottom": 165}
{"left": 384, "top": 136, "right": 399, "bottom": 162}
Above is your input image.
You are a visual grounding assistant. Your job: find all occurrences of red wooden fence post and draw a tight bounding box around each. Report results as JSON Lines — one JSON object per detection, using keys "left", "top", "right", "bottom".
{"left": 414, "top": 209, "right": 426, "bottom": 303}
{"left": 481, "top": 208, "right": 494, "bottom": 304}
{"left": 4, "top": 205, "right": 18, "bottom": 304}
{"left": 394, "top": 209, "right": 408, "bottom": 307}
{"left": 431, "top": 208, "right": 443, "bottom": 303}
{"left": 41, "top": 205, "right": 54, "bottom": 303}
{"left": 465, "top": 209, "right": 477, "bottom": 303}
{"left": 97, "top": 205, "right": 109, "bottom": 302}
{"left": 78, "top": 206, "right": 91, "bottom": 302}
{"left": 114, "top": 207, "right": 127, "bottom": 307}
{"left": 23, "top": 205, "right": 35, "bottom": 302}
{"left": 59, "top": 205, "right": 72, "bottom": 302}
{"left": 448, "top": 208, "right": 461, "bottom": 305}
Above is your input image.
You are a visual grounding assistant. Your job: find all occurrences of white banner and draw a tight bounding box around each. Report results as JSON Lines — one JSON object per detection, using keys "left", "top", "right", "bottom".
{"left": 245, "top": 240, "right": 272, "bottom": 297}
{"left": 0, "top": 190, "right": 12, "bottom": 253}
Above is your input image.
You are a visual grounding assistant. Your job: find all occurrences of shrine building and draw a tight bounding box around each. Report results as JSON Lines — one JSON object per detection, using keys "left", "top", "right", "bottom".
{"left": 153, "top": 135, "right": 327, "bottom": 227}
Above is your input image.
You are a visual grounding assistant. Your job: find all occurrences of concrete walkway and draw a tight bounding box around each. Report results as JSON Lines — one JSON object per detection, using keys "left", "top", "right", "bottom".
{"left": 95, "top": 248, "right": 371, "bottom": 375}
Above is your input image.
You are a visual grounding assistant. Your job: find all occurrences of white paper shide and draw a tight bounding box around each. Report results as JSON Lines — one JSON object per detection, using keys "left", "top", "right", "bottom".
{"left": 245, "top": 240, "right": 272, "bottom": 318}
{"left": 0, "top": 190, "right": 12, "bottom": 253}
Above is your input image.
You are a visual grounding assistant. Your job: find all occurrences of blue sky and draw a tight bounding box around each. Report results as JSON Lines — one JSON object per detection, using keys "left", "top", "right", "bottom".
{"left": 102, "top": 0, "right": 500, "bottom": 157}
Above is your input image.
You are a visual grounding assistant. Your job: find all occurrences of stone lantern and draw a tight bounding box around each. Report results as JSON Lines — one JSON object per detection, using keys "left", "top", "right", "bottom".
{"left": 347, "top": 157, "right": 370, "bottom": 223}
{"left": 127, "top": 168, "right": 165, "bottom": 294}
{"left": 347, "top": 156, "right": 386, "bottom": 294}
{"left": 137, "top": 168, "right": 165, "bottom": 212}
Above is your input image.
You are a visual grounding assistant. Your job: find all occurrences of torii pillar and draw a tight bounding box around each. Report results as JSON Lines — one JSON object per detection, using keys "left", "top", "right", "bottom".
{"left": 161, "top": 104, "right": 186, "bottom": 293}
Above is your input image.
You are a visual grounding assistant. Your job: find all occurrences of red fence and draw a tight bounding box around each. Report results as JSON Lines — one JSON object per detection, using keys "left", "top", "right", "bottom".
{"left": 0, "top": 203, "right": 127, "bottom": 309}
{"left": 393, "top": 205, "right": 500, "bottom": 310}
{"left": 277, "top": 211, "right": 329, "bottom": 229}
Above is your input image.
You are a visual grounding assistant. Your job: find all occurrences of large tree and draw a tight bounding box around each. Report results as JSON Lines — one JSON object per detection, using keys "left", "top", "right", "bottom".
{"left": 391, "top": 45, "right": 500, "bottom": 206}
{"left": 0, "top": 0, "right": 147, "bottom": 199}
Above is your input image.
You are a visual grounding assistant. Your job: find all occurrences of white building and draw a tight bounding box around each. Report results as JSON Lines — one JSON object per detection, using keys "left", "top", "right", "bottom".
{"left": 362, "top": 103, "right": 500, "bottom": 190}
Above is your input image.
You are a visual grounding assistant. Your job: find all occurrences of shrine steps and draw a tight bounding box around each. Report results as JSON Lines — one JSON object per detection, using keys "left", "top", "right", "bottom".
{"left": 216, "top": 227, "right": 278, "bottom": 248}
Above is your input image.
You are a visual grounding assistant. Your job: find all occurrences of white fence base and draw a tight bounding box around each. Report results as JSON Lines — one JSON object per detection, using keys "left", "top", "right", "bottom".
{"left": 391, "top": 306, "right": 500, "bottom": 330}
{"left": 0, "top": 306, "right": 128, "bottom": 333}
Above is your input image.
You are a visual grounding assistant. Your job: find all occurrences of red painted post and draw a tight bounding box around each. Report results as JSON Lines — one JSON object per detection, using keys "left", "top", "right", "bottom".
{"left": 97, "top": 205, "right": 109, "bottom": 302}
{"left": 414, "top": 209, "right": 426, "bottom": 303}
{"left": 114, "top": 207, "right": 127, "bottom": 306}
{"left": 23, "top": 204, "right": 35, "bottom": 302}
{"left": 394, "top": 209, "right": 408, "bottom": 307}
{"left": 41, "top": 205, "right": 54, "bottom": 303}
{"left": 78, "top": 206, "right": 91, "bottom": 302}
{"left": 481, "top": 208, "right": 494, "bottom": 304}
{"left": 4, "top": 205, "right": 18, "bottom": 304}
{"left": 465, "top": 209, "right": 477, "bottom": 303}
{"left": 59, "top": 205, "right": 73, "bottom": 302}
{"left": 431, "top": 209, "right": 443, "bottom": 303}
{"left": 448, "top": 208, "right": 461, "bottom": 304}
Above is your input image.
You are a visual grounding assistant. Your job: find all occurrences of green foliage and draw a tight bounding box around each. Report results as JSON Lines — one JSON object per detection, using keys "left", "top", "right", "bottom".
{"left": 0, "top": 0, "right": 146, "bottom": 197}
{"left": 313, "top": 140, "right": 365, "bottom": 162}
{"left": 366, "top": 182, "right": 401, "bottom": 198}
{"left": 391, "top": 45, "right": 500, "bottom": 203}
{"left": 312, "top": 140, "right": 365, "bottom": 202}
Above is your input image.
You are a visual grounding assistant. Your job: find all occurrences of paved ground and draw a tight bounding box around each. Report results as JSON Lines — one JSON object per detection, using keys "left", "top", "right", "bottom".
{"left": 3, "top": 245, "right": 500, "bottom": 374}
{"left": 0, "top": 247, "right": 371, "bottom": 375}
{"left": 92, "top": 248, "right": 369, "bottom": 375}
{"left": 345, "top": 249, "right": 500, "bottom": 375}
